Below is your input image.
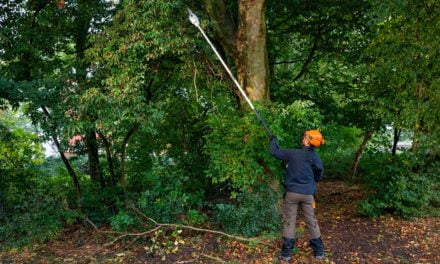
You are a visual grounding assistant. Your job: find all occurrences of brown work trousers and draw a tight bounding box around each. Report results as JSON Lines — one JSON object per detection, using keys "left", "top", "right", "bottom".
{"left": 282, "top": 191, "right": 321, "bottom": 239}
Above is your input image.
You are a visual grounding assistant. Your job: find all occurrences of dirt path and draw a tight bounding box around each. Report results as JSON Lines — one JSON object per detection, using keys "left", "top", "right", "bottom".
{"left": 1, "top": 181, "right": 439, "bottom": 263}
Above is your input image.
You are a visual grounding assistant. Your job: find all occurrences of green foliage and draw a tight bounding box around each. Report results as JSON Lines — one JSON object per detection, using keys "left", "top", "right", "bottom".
{"left": 318, "top": 125, "right": 361, "bottom": 179}
{"left": 136, "top": 156, "right": 204, "bottom": 224}
{"left": 359, "top": 152, "right": 440, "bottom": 218}
{"left": 0, "top": 190, "right": 70, "bottom": 249}
{"left": 205, "top": 101, "right": 323, "bottom": 192}
{"left": 79, "top": 185, "right": 124, "bottom": 225}
{"left": 110, "top": 211, "right": 136, "bottom": 232}
{"left": 186, "top": 209, "right": 207, "bottom": 226}
{"left": 138, "top": 189, "right": 188, "bottom": 224}
{"left": 214, "top": 186, "right": 281, "bottom": 237}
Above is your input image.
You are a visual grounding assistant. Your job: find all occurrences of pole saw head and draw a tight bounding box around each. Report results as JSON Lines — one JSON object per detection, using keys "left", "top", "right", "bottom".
{"left": 187, "top": 8, "right": 200, "bottom": 27}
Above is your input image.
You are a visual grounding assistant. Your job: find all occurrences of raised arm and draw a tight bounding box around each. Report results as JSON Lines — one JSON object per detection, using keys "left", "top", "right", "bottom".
{"left": 269, "top": 137, "right": 290, "bottom": 161}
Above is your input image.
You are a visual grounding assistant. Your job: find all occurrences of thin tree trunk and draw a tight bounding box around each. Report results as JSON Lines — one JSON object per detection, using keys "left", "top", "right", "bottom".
{"left": 41, "top": 106, "right": 81, "bottom": 201}
{"left": 391, "top": 128, "right": 401, "bottom": 156}
{"left": 120, "top": 125, "right": 139, "bottom": 189}
{"left": 350, "top": 130, "right": 374, "bottom": 181}
{"left": 98, "top": 131, "right": 116, "bottom": 187}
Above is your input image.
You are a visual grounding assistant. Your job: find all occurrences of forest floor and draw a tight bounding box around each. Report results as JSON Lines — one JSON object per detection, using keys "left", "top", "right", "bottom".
{"left": 1, "top": 181, "right": 439, "bottom": 264}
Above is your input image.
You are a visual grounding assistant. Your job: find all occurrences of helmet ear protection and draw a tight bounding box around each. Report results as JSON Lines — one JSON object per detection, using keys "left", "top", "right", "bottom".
{"left": 304, "top": 130, "right": 324, "bottom": 147}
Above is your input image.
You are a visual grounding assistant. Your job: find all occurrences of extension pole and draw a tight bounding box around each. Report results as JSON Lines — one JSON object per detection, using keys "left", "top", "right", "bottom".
{"left": 187, "top": 9, "right": 273, "bottom": 137}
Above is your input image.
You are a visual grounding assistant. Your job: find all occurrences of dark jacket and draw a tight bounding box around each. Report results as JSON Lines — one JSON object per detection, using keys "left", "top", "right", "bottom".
{"left": 269, "top": 137, "right": 323, "bottom": 195}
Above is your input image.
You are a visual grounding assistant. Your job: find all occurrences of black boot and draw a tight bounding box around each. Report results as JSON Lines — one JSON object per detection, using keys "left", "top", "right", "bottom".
{"left": 278, "top": 237, "right": 295, "bottom": 262}
{"left": 310, "top": 237, "right": 324, "bottom": 259}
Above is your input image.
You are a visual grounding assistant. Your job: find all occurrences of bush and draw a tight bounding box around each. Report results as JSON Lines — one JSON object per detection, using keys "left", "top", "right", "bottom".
{"left": 138, "top": 189, "right": 188, "bottom": 224}
{"left": 0, "top": 192, "right": 69, "bottom": 249}
{"left": 359, "top": 152, "right": 440, "bottom": 218}
{"left": 135, "top": 155, "right": 206, "bottom": 224}
{"left": 214, "top": 185, "right": 281, "bottom": 237}
{"left": 110, "top": 211, "right": 136, "bottom": 232}
{"left": 186, "top": 209, "right": 207, "bottom": 226}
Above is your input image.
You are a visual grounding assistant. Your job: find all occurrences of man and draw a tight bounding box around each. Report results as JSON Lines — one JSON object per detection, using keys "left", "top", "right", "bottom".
{"left": 269, "top": 130, "right": 325, "bottom": 261}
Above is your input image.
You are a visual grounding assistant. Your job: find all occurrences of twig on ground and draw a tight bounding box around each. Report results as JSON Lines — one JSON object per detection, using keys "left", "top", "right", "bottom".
{"left": 104, "top": 225, "right": 162, "bottom": 247}
{"left": 200, "top": 253, "right": 225, "bottom": 263}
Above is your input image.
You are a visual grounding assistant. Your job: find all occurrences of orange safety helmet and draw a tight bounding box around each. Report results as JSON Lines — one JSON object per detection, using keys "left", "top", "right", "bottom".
{"left": 304, "top": 130, "right": 325, "bottom": 147}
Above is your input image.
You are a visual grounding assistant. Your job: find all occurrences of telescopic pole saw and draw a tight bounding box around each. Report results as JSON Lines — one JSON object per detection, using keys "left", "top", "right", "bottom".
{"left": 187, "top": 8, "right": 273, "bottom": 137}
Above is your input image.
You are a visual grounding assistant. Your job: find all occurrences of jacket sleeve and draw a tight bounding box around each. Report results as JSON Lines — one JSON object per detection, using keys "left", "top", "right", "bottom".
{"left": 311, "top": 155, "right": 324, "bottom": 182}
{"left": 269, "top": 137, "right": 290, "bottom": 161}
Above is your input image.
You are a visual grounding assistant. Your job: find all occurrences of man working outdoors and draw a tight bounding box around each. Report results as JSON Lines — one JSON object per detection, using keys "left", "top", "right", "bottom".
{"left": 269, "top": 130, "right": 325, "bottom": 261}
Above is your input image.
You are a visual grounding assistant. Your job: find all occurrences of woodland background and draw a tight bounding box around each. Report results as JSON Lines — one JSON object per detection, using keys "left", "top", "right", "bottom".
{"left": 0, "top": 0, "right": 439, "bottom": 262}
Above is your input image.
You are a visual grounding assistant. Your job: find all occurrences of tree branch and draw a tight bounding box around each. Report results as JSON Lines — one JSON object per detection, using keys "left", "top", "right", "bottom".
{"left": 271, "top": 59, "right": 301, "bottom": 65}
{"left": 293, "top": 33, "right": 319, "bottom": 81}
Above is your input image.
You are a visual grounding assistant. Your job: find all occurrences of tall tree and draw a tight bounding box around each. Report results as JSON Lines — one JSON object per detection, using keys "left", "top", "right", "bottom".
{"left": 204, "top": 0, "right": 269, "bottom": 103}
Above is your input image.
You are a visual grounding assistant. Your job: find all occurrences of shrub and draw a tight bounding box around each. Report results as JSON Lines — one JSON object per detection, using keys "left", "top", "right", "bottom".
{"left": 359, "top": 152, "right": 440, "bottom": 218}
{"left": 0, "top": 192, "right": 68, "bottom": 249}
{"left": 138, "top": 189, "right": 188, "bottom": 224}
{"left": 214, "top": 185, "right": 281, "bottom": 237}
{"left": 135, "top": 155, "right": 206, "bottom": 224}
{"left": 186, "top": 209, "right": 207, "bottom": 226}
{"left": 110, "top": 211, "right": 136, "bottom": 232}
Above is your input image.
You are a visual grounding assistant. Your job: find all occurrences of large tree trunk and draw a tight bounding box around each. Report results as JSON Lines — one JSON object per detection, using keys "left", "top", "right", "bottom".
{"left": 350, "top": 130, "right": 374, "bottom": 181}
{"left": 204, "top": 0, "right": 270, "bottom": 103}
{"left": 236, "top": 0, "right": 269, "bottom": 102}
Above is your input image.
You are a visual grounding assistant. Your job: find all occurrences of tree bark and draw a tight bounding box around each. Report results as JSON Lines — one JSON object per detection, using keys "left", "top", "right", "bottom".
{"left": 350, "top": 130, "right": 374, "bottom": 181}
{"left": 41, "top": 106, "right": 81, "bottom": 201}
{"left": 391, "top": 128, "right": 401, "bottom": 156}
{"left": 204, "top": 0, "right": 237, "bottom": 57}
{"left": 236, "top": 0, "right": 269, "bottom": 102}
{"left": 204, "top": 0, "right": 269, "bottom": 102}
{"left": 85, "top": 130, "right": 105, "bottom": 189}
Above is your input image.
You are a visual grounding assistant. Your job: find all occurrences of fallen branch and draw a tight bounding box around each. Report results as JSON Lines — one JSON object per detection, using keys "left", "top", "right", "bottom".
{"left": 105, "top": 226, "right": 162, "bottom": 246}
{"left": 84, "top": 208, "right": 274, "bottom": 248}
{"left": 130, "top": 206, "right": 274, "bottom": 247}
